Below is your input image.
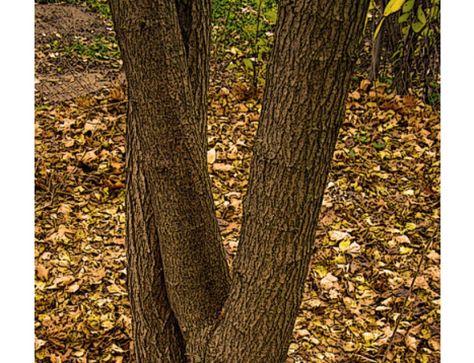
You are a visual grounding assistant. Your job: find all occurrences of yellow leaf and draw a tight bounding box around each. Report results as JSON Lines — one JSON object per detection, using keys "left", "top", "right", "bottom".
{"left": 373, "top": 17, "right": 385, "bottom": 41}
{"left": 314, "top": 265, "right": 327, "bottom": 278}
{"left": 384, "top": 0, "right": 406, "bottom": 16}
{"left": 339, "top": 239, "right": 351, "bottom": 252}
{"left": 363, "top": 331, "right": 377, "bottom": 344}
{"left": 400, "top": 246, "right": 413, "bottom": 255}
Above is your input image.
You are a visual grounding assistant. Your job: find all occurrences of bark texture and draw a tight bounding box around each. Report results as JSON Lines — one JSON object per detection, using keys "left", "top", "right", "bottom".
{"left": 110, "top": 0, "right": 230, "bottom": 360}
{"left": 205, "top": 1, "right": 369, "bottom": 361}
{"left": 110, "top": 0, "right": 369, "bottom": 362}
{"left": 126, "top": 129, "right": 186, "bottom": 361}
{"left": 175, "top": 0, "right": 212, "bottom": 142}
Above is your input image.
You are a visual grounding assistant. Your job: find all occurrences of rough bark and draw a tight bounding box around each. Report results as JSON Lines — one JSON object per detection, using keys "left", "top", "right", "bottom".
{"left": 175, "top": 0, "right": 211, "bottom": 142}
{"left": 126, "top": 129, "right": 186, "bottom": 362}
{"left": 110, "top": 0, "right": 230, "bottom": 360}
{"left": 110, "top": 0, "right": 369, "bottom": 362}
{"left": 205, "top": 1, "right": 369, "bottom": 361}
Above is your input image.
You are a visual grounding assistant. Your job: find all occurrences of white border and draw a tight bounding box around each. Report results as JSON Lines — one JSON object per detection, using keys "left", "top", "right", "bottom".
{"left": 0, "top": 1, "right": 35, "bottom": 361}
{"left": 441, "top": 1, "right": 474, "bottom": 362}
{"left": 0, "top": 1, "right": 468, "bottom": 362}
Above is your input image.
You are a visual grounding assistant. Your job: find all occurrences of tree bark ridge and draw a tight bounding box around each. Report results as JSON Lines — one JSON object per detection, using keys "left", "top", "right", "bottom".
{"left": 175, "top": 0, "right": 212, "bottom": 143}
{"left": 205, "top": 1, "right": 369, "bottom": 361}
{"left": 126, "top": 108, "right": 186, "bottom": 362}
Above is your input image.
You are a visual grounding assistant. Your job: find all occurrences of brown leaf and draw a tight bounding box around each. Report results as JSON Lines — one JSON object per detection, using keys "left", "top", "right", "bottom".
{"left": 405, "top": 335, "right": 419, "bottom": 351}
{"left": 67, "top": 283, "right": 80, "bottom": 293}
{"left": 82, "top": 150, "right": 98, "bottom": 164}
{"left": 36, "top": 264, "right": 49, "bottom": 281}
{"left": 360, "top": 79, "right": 371, "bottom": 91}
{"left": 320, "top": 273, "right": 338, "bottom": 290}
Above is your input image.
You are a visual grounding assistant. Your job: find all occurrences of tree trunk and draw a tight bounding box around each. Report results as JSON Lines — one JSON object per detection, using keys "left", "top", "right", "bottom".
{"left": 110, "top": 0, "right": 230, "bottom": 360}
{"left": 205, "top": 1, "right": 369, "bottom": 361}
{"left": 110, "top": 0, "right": 369, "bottom": 362}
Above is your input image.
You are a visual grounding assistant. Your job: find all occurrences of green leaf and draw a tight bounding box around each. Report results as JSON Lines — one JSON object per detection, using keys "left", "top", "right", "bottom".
{"left": 264, "top": 7, "right": 277, "bottom": 23}
{"left": 402, "top": 0, "right": 415, "bottom": 13}
{"left": 373, "top": 17, "right": 385, "bottom": 41}
{"left": 243, "top": 58, "right": 253, "bottom": 70}
{"left": 430, "top": 5, "right": 439, "bottom": 19}
{"left": 384, "top": 0, "right": 406, "bottom": 16}
{"left": 402, "top": 24, "right": 410, "bottom": 36}
{"left": 398, "top": 12, "right": 410, "bottom": 23}
{"left": 373, "top": 141, "right": 385, "bottom": 150}
{"left": 412, "top": 21, "right": 425, "bottom": 33}
{"left": 417, "top": 5, "right": 427, "bottom": 24}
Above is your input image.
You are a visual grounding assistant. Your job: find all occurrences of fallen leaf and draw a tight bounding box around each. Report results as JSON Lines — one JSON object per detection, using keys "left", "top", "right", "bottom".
{"left": 213, "top": 163, "right": 233, "bottom": 172}
{"left": 82, "top": 150, "right": 98, "bottom": 164}
{"left": 320, "top": 273, "right": 338, "bottom": 290}
{"left": 329, "top": 230, "right": 350, "bottom": 242}
{"left": 36, "top": 262, "right": 49, "bottom": 280}
{"left": 405, "top": 335, "right": 419, "bottom": 351}
{"left": 207, "top": 148, "right": 217, "bottom": 164}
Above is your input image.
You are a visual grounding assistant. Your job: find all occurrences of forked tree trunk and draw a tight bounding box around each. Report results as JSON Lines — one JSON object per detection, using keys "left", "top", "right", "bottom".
{"left": 110, "top": 0, "right": 369, "bottom": 362}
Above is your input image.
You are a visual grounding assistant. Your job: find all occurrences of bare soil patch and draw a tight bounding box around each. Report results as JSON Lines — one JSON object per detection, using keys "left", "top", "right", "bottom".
{"left": 35, "top": 4, "right": 121, "bottom": 103}
{"left": 36, "top": 4, "right": 108, "bottom": 41}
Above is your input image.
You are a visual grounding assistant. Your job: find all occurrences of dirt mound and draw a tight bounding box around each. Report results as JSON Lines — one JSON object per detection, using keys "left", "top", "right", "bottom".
{"left": 35, "top": 4, "right": 108, "bottom": 40}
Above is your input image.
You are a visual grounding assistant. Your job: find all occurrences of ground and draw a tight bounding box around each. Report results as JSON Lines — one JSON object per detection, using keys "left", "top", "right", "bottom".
{"left": 35, "top": 3, "right": 440, "bottom": 362}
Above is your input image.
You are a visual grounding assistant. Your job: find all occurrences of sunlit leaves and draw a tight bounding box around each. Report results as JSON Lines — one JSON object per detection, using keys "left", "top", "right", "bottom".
{"left": 384, "top": 0, "right": 406, "bottom": 16}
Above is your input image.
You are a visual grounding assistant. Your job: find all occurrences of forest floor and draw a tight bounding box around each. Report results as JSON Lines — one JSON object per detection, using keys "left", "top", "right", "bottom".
{"left": 35, "top": 3, "right": 440, "bottom": 363}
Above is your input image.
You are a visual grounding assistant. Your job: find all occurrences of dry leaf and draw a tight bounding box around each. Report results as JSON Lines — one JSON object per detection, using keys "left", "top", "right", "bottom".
{"left": 320, "top": 273, "right": 338, "bottom": 290}
{"left": 207, "top": 148, "right": 217, "bottom": 164}
{"left": 329, "top": 230, "right": 350, "bottom": 242}
{"left": 36, "top": 264, "right": 49, "bottom": 281}
{"left": 213, "top": 163, "right": 233, "bottom": 172}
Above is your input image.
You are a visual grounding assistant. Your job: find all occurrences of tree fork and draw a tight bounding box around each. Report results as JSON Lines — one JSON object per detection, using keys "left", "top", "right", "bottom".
{"left": 110, "top": 0, "right": 369, "bottom": 361}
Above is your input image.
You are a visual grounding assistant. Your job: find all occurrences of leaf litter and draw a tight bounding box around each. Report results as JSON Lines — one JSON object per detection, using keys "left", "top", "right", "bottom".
{"left": 35, "top": 4, "right": 440, "bottom": 363}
